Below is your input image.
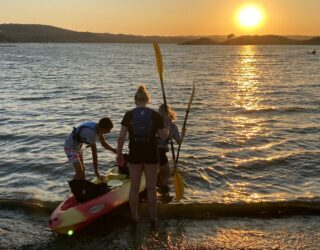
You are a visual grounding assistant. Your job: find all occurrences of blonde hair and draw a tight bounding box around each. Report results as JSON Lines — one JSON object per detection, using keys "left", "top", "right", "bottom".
{"left": 135, "top": 85, "right": 150, "bottom": 103}
{"left": 159, "top": 104, "right": 177, "bottom": 121}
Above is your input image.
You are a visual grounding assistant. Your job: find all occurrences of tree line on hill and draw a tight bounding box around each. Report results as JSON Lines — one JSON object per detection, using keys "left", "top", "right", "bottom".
{"left": 0, "top": 24, "right": 319, "bottom": 45}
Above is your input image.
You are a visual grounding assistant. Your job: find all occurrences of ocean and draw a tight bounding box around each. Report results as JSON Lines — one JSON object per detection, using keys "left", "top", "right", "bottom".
{"left": 0, "top": 43, "right": 319, "bottom": 249}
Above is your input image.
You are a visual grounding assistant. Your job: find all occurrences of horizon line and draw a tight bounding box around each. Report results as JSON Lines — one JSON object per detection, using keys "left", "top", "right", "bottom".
{"left": 1, "top": 23, "right": 319, "bottom": 38}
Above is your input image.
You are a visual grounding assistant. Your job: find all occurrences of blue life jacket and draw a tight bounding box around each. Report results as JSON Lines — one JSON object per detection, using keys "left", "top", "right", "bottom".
{"left": 72, "top": 121, "right": 97, "bottom": 144}
{"left": 132, "top": 107, "right": 153, "bottom": 142}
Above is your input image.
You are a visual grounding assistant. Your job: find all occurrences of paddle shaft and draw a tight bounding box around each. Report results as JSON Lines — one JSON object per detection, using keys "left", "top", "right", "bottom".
{"left": 174, "top": 110, "right": 189, "bottom": 169}
{"left": 174, "top": 83, "right": 195, "bottom": 169}
{"left": 159, "top": 76, "right": 176, "bottom": 162}
{"left": 153, "top": 42, "right": 184, "bottom": 201}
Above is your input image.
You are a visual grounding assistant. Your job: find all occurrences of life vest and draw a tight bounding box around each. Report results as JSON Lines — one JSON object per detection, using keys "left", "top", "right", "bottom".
{"left": 72, "top": 121, "right": 97, "bottom": 144}
{"left": 132, "top": 107, "right": 153, "bottom": 142}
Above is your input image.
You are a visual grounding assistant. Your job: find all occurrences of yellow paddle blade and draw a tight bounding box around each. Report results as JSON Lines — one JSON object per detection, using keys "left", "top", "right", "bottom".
{"left": 153, "top": 42, "right": 163, "bottom": 78}
{"left": 173, "top": 170, "right": 184, "bottom": 201}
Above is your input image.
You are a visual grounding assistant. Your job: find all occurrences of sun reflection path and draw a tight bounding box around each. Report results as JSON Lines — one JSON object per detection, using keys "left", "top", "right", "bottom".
{"left": 230, "top": 46, "right": 268, "bottom": 145}
{"left": 220, "top": 46, "right": 274, "bottom": 202}
{"left": 232, "top": 46, "right": 261, "bottom": 111}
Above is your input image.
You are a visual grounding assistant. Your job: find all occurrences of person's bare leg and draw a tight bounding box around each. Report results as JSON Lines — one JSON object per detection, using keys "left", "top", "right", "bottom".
{"left": 128, "top": 163, "right": 143, "bottom": 222}
{"left": 79, "top": 151, "right": 84, "bottom": 168}
{"left": 144, "top": 163, "right": 159, "bottom": 222}
{"left": 159, "top": 162, "right": 170, "bottom": 190}
{"left": 73, "top": 160, "right": 85, "bottom": 180}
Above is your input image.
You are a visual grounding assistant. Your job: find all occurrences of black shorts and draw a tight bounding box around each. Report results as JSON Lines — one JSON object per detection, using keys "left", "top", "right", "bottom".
{"left": 159, "top": 147, "right": 169, "bottom": 165}
{"left": 128, "top": 145, "right": 159, "bottom": 164}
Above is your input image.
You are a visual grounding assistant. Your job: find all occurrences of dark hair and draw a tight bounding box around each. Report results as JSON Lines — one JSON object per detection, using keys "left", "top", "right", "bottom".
{"left": 98, "top": 117, "right": 113, "bottom": 130}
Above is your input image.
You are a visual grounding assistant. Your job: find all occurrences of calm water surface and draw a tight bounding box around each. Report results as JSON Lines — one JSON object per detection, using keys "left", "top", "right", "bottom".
{"left": 0, "top": 44, "right": 319, "bottom": 249}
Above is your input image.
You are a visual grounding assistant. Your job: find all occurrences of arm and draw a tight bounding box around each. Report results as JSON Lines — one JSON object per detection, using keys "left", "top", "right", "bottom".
{"left": 157, "top": 113, "right": 170, "bottom": 140}
{"left": 157, "top": 127, "right": 169, "bottom": 141}
{"left": 90, "top": 144, "right": 101, "bottom": 179}
{"left": 173, "top": 124, "right": 186, "bottom": 145}
{"left": 98, "top": 132, "right": 117, "bottom": 154}
{"left": 179, "top": 127, "right": 186, "bottom": 145}
{"left": 116, "top": 126, "right": 128, "bottom": 166}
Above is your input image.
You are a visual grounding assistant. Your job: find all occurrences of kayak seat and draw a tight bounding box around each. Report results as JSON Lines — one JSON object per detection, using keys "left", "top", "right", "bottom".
{"left": 68, "top": 179, "right": 111, "bottom": 203}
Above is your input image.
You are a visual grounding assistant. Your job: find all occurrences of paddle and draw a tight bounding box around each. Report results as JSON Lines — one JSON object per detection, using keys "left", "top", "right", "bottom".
{"left": 152, "top": 43, "right": 176, "bottom": 161}
{"left": 171, "top": 83, "right": 195, "bottom": 201}
{"left": 153, "top": 42, "right": 183, "bottom": 201}
{"left": 174, "top": 83, "right": 195, "bottom": 167}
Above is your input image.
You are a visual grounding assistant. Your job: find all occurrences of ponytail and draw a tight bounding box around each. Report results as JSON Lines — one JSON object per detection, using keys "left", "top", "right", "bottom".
{"left": 135, "top": 84, "right": 150, "bottom": 103}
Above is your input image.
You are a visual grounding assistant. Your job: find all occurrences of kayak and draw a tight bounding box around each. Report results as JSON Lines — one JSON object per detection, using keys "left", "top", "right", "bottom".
{"left": 48, "top": 167, "right": 146, "bottom": 234}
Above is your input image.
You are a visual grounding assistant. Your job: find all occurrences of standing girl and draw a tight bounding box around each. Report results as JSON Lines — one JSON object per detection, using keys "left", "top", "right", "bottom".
{"left": 157, "top": 104, "right": 185, "bottom": 195}
{"left": 116, "top": 85, "right": 169, "bottom": 224}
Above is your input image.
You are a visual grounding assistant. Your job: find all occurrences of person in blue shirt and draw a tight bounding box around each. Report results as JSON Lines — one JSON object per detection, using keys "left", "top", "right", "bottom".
{"left": 64, "top": 118, "right": 117, "bottom": 180}
{"left": 157, "top": 104, "right": 185, "bottom": 195}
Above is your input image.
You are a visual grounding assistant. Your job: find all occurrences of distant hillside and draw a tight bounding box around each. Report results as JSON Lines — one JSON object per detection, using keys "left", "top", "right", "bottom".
{"left": 303, "top": 37, "right": 320, "bottom": 45}
{"left": 287, "top": 35, "right": 314, "bottom": 41}
{"left": 0, "top": 24, "right": 319, "bottom": 45}
{"left": 179, "top": 37, "right": 219, "bottom": 45}
{"left": 0, "top": 24, "right": 105, "bottom": 43}
{"left": 0, "top": 33, "right": 14, "bottom": 42}
{"left": 0, "top": 23, "right": 205, "bottom": 44}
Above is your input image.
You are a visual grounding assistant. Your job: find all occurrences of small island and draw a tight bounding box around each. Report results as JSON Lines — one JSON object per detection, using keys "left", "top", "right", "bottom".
{"left": 179, "top": 35, "right": 320, "bottom": 45}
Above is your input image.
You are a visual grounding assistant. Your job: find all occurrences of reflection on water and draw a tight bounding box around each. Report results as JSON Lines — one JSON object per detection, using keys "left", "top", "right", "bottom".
{"left": 0, "top": 44, "right": 320, "bottom": 249}
{"left": 0, "top": 44, "right": 319, "bottom": 205}
{"left": 224, "top": 46, "right": 273, "bottom": 203}
{"left": 232, "top": 46, "right": 261, "bottom": 111}
{"left": 232, "top": 116, "right": 265, "bottom": 144}
{"left": 181, "top": 44, "right": 319, "bottom": 204}
{"left": 232, "top": 45, "right": 265, "bottom": 144}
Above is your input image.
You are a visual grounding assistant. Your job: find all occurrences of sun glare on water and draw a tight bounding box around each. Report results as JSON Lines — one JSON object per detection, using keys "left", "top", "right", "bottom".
{"left": 237, "top": 5, "right": 264, "bottom": 28}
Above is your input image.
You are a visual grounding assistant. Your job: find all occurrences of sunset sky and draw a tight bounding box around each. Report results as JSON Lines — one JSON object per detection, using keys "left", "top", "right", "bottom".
{"left": 0, "top": 0, "right": 319, "bottom": 36}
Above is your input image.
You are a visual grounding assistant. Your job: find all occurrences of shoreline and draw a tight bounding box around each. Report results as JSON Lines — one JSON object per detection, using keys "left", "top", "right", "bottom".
{"left": 1, "top": 207, "right": 320, "bottom": 249}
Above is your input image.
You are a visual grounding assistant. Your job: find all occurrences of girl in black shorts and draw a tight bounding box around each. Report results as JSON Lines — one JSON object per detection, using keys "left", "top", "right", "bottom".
{"left": 116, "top": 85, "right": 169, "bottom": 224}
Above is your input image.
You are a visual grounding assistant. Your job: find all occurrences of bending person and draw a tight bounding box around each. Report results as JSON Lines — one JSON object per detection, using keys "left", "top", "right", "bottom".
{"left": 64, "top": 118, "right": 117, "bottom": 180}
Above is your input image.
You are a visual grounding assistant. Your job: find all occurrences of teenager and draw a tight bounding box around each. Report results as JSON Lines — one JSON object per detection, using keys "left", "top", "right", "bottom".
{"left": 64, "top": 118, "right": 116, "bottom": 180}
{"left": 116, "top": 85, "right": 169, "bottom": 224}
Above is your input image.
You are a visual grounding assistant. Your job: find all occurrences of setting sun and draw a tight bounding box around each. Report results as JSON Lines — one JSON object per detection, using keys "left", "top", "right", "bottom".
{"left": 237, "top": 5, "right": 264, "bottom": 28}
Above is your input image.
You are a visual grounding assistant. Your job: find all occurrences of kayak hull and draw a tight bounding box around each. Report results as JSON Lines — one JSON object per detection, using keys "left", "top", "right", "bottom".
{"left": 48, "top": 167, "right": 146, "bottom": 234}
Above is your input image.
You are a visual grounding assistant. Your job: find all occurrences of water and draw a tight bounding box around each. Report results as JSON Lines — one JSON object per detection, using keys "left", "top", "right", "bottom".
{"left": 0, "top": 44, "right": 319, "bottom": 249}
